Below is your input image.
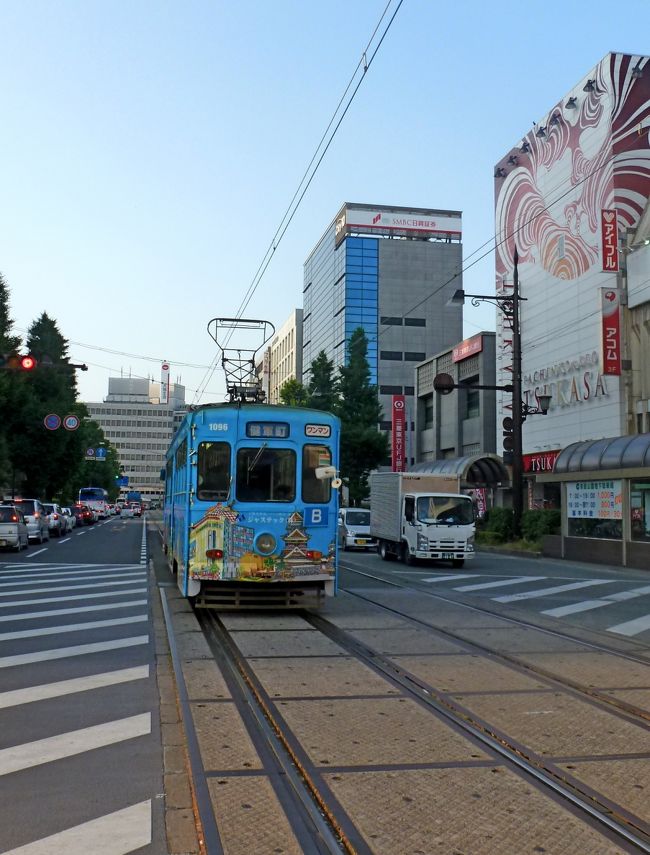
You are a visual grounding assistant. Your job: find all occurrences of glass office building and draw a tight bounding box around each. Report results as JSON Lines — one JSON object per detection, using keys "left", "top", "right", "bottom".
{"left": 303, "top": 202, "right": 464, "bottom": 464}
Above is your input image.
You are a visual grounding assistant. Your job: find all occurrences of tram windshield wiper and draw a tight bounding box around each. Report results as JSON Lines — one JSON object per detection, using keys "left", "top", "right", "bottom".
{"left": 248, "top": 443, "right": 268, "bottom": 475}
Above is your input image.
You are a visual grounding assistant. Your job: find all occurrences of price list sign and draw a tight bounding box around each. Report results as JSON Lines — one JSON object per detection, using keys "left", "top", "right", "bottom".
{"left": 567, "top": 480, "right": 622, "bottom": 519}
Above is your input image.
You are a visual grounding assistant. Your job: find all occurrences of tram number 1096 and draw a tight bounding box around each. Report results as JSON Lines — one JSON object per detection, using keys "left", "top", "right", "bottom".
{"left": 208, "top": 423, "right": 229, "bottom": 431}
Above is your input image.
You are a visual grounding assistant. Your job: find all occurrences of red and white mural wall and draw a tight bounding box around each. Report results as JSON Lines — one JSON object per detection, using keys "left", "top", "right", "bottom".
{"left": 494, "top": 53, "right": 650, "bottom": 455}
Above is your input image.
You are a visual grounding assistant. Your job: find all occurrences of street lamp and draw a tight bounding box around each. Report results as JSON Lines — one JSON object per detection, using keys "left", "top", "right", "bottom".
{"left": 445, "top": 249, "right": 550, "bottom": 537}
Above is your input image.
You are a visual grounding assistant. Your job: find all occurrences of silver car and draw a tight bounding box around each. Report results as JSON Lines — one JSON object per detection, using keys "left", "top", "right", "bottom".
{"left": 43, "top": 503, "right": 66, "bottom": 537}
{"left": 338, "top": 508, "right": 376, "bottom": 551}
{"left": 12, "top": 499, "right": 50, "bottom": 543}
{"left": 0, "top": 505, "right": 29, "bottom": 551}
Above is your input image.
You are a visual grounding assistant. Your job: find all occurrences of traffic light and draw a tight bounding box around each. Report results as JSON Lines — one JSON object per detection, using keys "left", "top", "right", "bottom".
{"left": 502, "top": 416, "right": 514, "bottom": 466}
{"left": 0, "top": 353, "right": 37, "bottom": 371}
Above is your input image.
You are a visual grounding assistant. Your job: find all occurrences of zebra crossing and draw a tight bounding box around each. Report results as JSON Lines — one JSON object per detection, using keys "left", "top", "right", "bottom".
{"left": 0, "top": 547, "right": 157, "bottom": 852}
{"left": 418, "top": 572, "right": 650, "bottom": 639}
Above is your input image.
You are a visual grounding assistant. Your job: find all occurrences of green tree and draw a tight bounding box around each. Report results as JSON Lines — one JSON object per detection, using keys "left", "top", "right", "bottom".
{"left": 307, "top": 350, "right": 339, "bottom": 413}
{"left": 336, "top": 328, "right": 388, "bottom": 505}
{"left": 279, "top": 377, "right": 308, "bottom": 407}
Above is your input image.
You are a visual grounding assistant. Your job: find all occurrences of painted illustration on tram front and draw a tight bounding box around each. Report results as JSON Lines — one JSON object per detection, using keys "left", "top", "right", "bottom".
{"left": 189, "top": 504, "right": 335, "bottom": 582}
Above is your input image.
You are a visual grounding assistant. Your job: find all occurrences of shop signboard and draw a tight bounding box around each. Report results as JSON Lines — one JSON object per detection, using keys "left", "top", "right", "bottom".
{"left": 567, "top": 480, "right": 622, "bottom": 519}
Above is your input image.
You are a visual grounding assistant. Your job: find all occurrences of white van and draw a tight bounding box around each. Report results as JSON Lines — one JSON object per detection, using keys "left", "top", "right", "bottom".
{"left": 338, "top": 507, "right": 376, "bottom": 551}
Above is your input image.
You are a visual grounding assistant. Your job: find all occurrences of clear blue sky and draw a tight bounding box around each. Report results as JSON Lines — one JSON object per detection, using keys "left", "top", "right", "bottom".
{"left": 1, "top": 1, "right": 647, "bottom": 404}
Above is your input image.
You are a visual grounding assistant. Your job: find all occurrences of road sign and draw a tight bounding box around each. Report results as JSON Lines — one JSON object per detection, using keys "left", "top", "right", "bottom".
{"left": 85, "top": 447, "right": 96, "bottom": 459}
{"left": 117, "top": 476, "right": 129, "bottom": 487}
{"left": 63, "top": 414, "right": 80, "bottom": 431}
{"left": 95, "top": 447, "right": 107, "bottom": 460}
{"left": 44, "top": 413, "right": 61, "bottom": 431}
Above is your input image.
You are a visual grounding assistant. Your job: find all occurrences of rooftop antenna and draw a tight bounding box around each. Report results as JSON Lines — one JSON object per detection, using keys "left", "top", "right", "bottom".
{"left": 207, "top": 318, "right": 275, "bottom": 403}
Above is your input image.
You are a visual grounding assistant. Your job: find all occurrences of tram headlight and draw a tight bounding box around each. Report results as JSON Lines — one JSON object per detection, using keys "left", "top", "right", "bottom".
{"left": 255, "top": 532, "right": 277, "bottom": 555}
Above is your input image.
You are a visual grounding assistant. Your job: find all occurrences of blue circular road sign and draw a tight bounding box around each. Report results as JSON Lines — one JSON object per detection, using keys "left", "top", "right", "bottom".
{"left": 44, "top": 413, "right": 61, "bottom": 431}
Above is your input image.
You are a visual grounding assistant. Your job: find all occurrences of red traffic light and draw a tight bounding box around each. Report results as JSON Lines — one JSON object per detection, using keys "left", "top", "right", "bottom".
{"left": 20, "top": 355, "right": 37, "bottom": 370}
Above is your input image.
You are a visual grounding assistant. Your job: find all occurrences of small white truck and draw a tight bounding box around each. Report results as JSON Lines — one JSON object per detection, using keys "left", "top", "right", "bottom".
{"left": 370, "top": 472, "right": 476, "bottom": 567}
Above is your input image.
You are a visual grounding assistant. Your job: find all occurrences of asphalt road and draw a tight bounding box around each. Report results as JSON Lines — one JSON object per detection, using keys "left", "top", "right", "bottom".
{"left": 0, "top": 515, "right": 167, "bottom": 854}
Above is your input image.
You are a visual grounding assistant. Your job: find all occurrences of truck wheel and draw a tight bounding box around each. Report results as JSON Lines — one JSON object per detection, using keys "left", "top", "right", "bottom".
{"left": 378, "top": 541, "right": 392, "bottom": 561}
{"left": 452, "top": 559, "right": 465, "bottom": 568}
{"left": 401, "top": 542, "right": 417, "bottom": 566}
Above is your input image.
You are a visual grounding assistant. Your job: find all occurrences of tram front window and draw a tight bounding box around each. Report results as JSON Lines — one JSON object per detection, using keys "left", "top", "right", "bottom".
{"left": 197, "top": 442, "right": 231, "bottom": 501}
{"left": 236, "top": 447, "right": 296, "bottom": 502}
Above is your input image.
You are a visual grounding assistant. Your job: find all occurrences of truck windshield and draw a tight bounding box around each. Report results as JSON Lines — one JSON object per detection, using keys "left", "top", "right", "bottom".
{"left": 417, "top": 496, "right": 474, "bottom": 525}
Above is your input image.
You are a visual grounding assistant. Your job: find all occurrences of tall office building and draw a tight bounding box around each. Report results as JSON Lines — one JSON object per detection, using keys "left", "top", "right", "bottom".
{"left": 269, "top": 309, "right": 303, "bottom": 403}
{"left": 303, "top": 202, "right": 464, "bottom": 463}
{"left": 85, "top": 375, "right": 186, "bottom": 501}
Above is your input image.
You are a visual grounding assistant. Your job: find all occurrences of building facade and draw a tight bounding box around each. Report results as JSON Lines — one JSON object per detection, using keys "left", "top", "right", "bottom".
{"left": 268, "top": 309, "right": 303, "bottom": 403}
{"left": 494, "top": 52, "right": 650, "bottom": 559}
{"left": 303, "top": 202, "right": 464, "bottom": 465}
{"left": 86, "top": 376, "right": 186, "bottom": 502}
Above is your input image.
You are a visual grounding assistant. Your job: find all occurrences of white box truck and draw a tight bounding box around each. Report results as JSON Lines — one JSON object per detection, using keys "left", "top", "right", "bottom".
{"left": 370, "top": 472, "right": 476, "bottom": 567}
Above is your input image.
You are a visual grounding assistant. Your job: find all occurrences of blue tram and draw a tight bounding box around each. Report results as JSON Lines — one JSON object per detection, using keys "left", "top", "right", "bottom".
{"left": 163, "top": 403, "right": 340, "bottom": 607}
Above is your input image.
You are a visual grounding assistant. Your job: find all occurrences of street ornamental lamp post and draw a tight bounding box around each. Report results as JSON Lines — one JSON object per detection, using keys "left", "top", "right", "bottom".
{"left": 438, "top": 249, "right": 551, "bottom": 538}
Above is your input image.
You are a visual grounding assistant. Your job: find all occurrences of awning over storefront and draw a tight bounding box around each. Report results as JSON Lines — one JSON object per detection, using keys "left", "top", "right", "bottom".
{"left": 552, "top": 433, "right": 650, "bottom": 475}
{"left": 410, "top": 454, "right": 509, "bottom": 487}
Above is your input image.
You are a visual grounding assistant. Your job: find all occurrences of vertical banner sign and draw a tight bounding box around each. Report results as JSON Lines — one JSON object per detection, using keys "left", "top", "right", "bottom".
{"left": 600, "top": 289, "right": 621, "bottom": 376}
{"left": 160, "top": 361, "right": 170, "bottom": 404}
{"left": 601, "top": 209, "right": 619, "bottom": 272}
{"left": 391, "top": 395, "right": 406, "bottom": 472}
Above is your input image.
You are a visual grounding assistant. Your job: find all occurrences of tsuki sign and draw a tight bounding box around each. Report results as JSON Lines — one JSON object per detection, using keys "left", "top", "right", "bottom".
{"left": 601, "top": 209, "right": 619, "bottom": 272}
{"left": 522, "top": 450, "right": 561, "bottom": 474}
{"left": 600, "top": 289, "right": 621, "bottom": 376}
{"left": 391, "top": 395, "right": 407, "bottom": 472}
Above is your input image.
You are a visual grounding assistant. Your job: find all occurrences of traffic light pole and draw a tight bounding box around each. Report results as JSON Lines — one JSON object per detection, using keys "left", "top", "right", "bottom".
{"left": 511, "top": 249, "right": 524, "bottom": 538}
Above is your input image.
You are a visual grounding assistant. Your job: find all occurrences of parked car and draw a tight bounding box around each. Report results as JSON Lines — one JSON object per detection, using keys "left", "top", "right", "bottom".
{"left": 72, "top": 504, "right": 94, "bottom": 526}
{"left": 12, "top": 498, "right": 50, "bottom": 543}
{"left": 0, "top": 505, "right": 29, "bottom": 551}
{"left": 338, "top": 507, "right": 376, "bottom": 551}
{"left": 42, "top": 503, "right": 66, "bottom": 537}
{"left": 61, "top": 507, "right": 76, "bottom": 531}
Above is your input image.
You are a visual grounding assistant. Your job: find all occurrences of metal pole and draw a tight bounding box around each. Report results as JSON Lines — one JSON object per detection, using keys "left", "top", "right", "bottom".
{"left": 512, "top": 248, "right": 523, "bottom": 538}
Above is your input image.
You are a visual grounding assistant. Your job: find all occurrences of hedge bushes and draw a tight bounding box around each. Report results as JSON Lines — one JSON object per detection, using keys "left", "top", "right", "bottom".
{"left": 478, "top": 507, "right": 560, "bottom": 544}
{"left": 521, "top": 509, "right": 561, "bottom": 541}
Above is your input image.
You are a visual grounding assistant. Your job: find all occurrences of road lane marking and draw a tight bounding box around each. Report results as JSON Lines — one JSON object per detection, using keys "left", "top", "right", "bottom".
{"left": 0, "top": 578, "right": 147, "bottom": 599}
{"left": 493, "top": 580, "right": 615, "bottom": 603}
{"left": 0, "top": 599, "right": 148, "bottom": 623}
{"left": 0, "top": 614, "right": 148, "bottom": 642}
{"left": 1, "top": 565, "right": 144, "bottom": 579}
{"left": 0, "top": 636, "right": 149, "bottom": 669}
{"left": 0, "top": 665, "right": 149, "bottom": 709}
{"left": 455, "top": 575, "right": 547, "bottom": 592}
{"left": 421, "top": 574, "right": 481, "bottom": 583}
{"left": 0, "top": 587, "right": 147, "bottom": 609}
{"left": 542, "top": 584, "right": 650, "bottom": 617}
{"left": 58, "top": 537, "right": 71, "bottom": 544}
{"left": 0, "top": 713, "right": 151, "bottom": 776}
{"left": 607, "top": 613, "right": 650, "bottom": 637}
{"left": 26, "top": 548, "right": 47, "bottom": 557}
{"left": 3, "top": 799, "right": 152, "bottom": 855}
{"left": 0, "top": 572, "right": 146, "bottom": 590}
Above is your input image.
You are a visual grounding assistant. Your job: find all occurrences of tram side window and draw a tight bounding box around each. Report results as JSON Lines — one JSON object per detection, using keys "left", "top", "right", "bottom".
{"left": 197, "top": 442, "right": 231, "bottom": 501}
{"left": 236, "top": 448, "right": 295, "bottom": 502}
{"left": 303, "top": 445, "right": 331, "bottom": 503}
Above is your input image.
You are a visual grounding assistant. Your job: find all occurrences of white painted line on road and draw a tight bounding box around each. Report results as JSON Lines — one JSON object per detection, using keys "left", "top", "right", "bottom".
{"left": 0, "top": 665, "right": 150, "bottom": 709}
{"left": 76, "top": 531, "right": 85, "bottom": 535}
{"left": 0, "top": 614, "right": 148, "bottom": 642}
{"left": 3, "top": 799, "right": 152, "bottom": 855}
{"left": 542, "top": 585, "right": 650, "bottom": 618}
{"left": 0, "top": 578, "right": 147, "bottom": 599}
{"left": 1, "top": 564, "right": 144, "bottom": 579}
{"left": 606, "top": 584, "right": 650, "bottom": 602}
{"left": 455, "top": 575, "right": 547, "bottom": 592}
{"left": 58, "top": 537, "right": 71, "bottom": 544}
{"left": 421, "top": 574, "right": 481, "bottom": 583}
{"left": 493, "top": 580, "right": 615, "bottom": 604}
{"left": 0, "top": 571, "right": 147, "bottom": 589}
{"left": 0, "top": 713, "right": 151, "bottom": 777}
{"left": 0, "top": 587, "right": 147, "bottom": 609}
{"left": 26, "top": 548, "right": 47, "bottom": 557}
{"left": 0, "top": 599, "right": 148, "bottom": 623}
{"left": 0, "top": 636, "right": 149, "bottom": 669}
{"left": 607, "top": 613, "right": 650, "bottom": 637}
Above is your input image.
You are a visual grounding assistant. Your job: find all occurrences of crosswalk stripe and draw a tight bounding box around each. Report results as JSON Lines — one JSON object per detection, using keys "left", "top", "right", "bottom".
{"left": 0, "top": 587, "right": 147, "bottom": 609}
{"left": 0, "top": 570, "right": 146, "bottom": 597}
{"left": 0, "top": 577, "right": 146, "bottom": 598}
{"left": 607, "top": 613, "right": 650, "bottom": 637}
{"left": 0, "top": 713, "right": 151, "bottom": 776}
{"left": 455, "top": 575, "right": 546, "bottom": 592}
{"left": 0, "top": 615, "right": 148, "bottom": 643}
{"left": 3, "top": 799, "right": 152, "bottom": 855}
{"left": 0, "top": 636, "right": 149, "bottom": 669}
{"left": 1, "top": 564, "right": 143, "bottom": 578}
{"left": 493, "top": 580, "right": 615, "bottom": 604}
{"left": 0, "top": 599, "right": 147, "bottom": 624}
{"left": 0, "top": 666, "right": 150, "bottom": 709}
{"left": 542, "top": 584, "right": 650, "bottom": 618}
{"left": 421, "top": 574, "right": 481, "bottom": 583}
{"left": 0, "top": 571, "right": 146, "bottom": 588}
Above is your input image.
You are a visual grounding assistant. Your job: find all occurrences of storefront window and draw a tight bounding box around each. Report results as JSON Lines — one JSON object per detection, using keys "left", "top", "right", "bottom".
{"left": 630, "top": 479, "right": 650, "bottom": 542}
{"left": 566, "top": 480, "right": 622, "bottom": 540}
